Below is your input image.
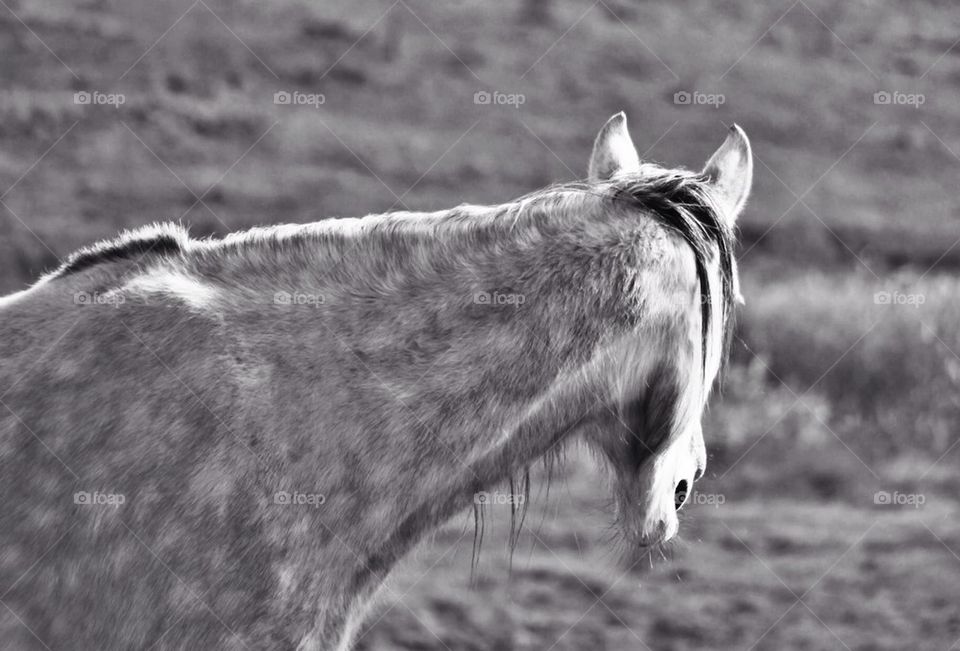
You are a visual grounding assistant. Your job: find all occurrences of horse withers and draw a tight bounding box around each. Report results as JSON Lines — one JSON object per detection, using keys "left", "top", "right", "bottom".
{"left": 0, "top": 112, "right": 751, "bottom": 650}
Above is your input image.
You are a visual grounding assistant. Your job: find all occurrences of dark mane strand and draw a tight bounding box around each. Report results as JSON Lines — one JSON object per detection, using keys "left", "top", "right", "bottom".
{"left": 49, "top": 226, "right": 187, "bottom": 279}
{"left": 612, "top": 171, "right": 736, "bottom": 377}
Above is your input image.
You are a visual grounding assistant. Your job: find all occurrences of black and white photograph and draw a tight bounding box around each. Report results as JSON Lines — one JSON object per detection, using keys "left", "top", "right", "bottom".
{"left": 0, "top": 1, "right": 957, "bottom": 649}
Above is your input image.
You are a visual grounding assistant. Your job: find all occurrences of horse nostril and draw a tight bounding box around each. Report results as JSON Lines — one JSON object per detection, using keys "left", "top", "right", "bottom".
{"left": 674, "top": 480, "right": 689, "bottom": 511}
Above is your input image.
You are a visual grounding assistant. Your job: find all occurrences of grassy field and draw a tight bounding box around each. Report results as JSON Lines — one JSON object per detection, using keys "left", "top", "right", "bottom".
{"left": 2, "top": 0, "right": 959, "bottom": 648}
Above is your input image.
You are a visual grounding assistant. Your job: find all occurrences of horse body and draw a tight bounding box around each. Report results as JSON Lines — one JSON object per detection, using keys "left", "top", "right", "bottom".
{"left": 0, "top": 114, "right": 751, "bottom": 649}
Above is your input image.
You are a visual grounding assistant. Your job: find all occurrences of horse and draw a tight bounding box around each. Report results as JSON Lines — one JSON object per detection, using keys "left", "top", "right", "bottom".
{"left": 0, "top": 112, "right": 751, "bottom": 650}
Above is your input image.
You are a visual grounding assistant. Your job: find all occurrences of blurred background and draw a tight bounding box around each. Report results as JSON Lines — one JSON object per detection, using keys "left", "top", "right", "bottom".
{"left": 2, "top": 0, "right": 959, "bottom": 648}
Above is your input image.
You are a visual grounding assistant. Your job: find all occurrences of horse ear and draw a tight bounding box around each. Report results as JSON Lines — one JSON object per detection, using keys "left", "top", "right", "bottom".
{"left": 588, "top": 112, "right": 641, "bottom": 182}
{"left": 702, "top": 124, "right": 753, "bottom": 223}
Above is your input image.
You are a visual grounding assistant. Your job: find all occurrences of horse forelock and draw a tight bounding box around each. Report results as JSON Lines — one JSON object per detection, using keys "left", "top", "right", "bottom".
{"left": 610, "top": 169, "right": 737, "bottom": 381}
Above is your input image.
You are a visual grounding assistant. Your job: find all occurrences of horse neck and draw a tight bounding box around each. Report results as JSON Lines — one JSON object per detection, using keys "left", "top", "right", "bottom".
{"left": 235, "top": 214, "right": 610, "bottom": 484}
{"left": 202, "top": 200, "right": 661, "bottom": 611}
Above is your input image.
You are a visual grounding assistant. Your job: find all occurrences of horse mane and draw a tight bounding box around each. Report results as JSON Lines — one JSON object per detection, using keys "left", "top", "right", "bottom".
{"left": 47, "top": 223, "right": 189, "bottom": 278}
{"left": 612, "top": 167, "right": 737, "bottom": 376}
{"left": 494, "top": 166, "right": 736, "bottom": 375}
